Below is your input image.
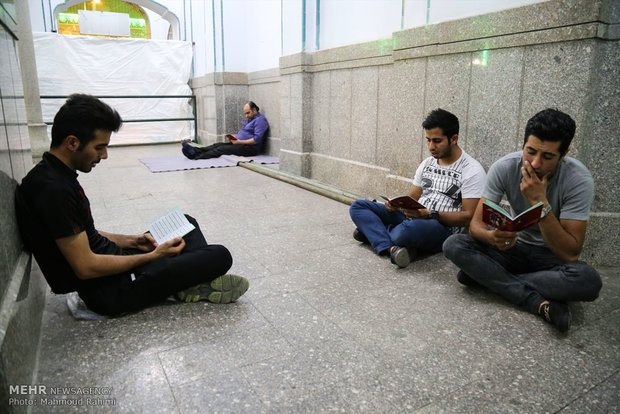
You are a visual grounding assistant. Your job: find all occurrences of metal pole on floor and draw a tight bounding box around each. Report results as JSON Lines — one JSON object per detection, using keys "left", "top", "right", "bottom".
{"left": 237, "top": 162, "right": 360, "bottom": 206}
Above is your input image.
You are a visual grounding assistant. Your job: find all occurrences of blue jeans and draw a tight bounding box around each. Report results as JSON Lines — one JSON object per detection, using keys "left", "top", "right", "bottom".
{"left": 349, "top": 200, "right": 453, "bottom": 254}
{"left": 443, "top": 234, "right": 602, "bottom": 313}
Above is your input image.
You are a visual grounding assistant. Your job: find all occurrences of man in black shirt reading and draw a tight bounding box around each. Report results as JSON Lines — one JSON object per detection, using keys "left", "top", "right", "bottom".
{"left": 16, "top": 94, "right": 248, "bottom": 316}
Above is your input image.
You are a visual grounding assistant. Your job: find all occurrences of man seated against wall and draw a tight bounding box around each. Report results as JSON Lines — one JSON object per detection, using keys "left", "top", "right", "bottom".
{"left": 443, "top": 108, "right": 602, "bottom": 332}
{"left": 182, "top": 101, "right": 269, "bottom": 159}
{"left": 349, "top": 108, "right": 486, "bottom": 268}
{"left": 15, "top": 94, "right": 249, "bottom": 316}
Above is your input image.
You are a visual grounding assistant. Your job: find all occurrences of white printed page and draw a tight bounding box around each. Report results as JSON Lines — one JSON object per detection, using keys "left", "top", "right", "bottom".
{"left": 147, "top": 207, "right": 195, "bottom": 244}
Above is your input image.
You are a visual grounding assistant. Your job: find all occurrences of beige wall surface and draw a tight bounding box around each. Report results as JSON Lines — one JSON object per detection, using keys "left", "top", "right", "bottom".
{"left": 191, "top": 0, "right": 619, "bottom": 266}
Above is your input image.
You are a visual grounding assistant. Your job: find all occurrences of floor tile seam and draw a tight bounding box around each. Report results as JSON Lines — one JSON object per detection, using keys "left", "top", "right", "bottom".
{"left": 245, "top": 287, "right": 309, "bottom": 304}
{"left": 269, "top": 320, "right": 370, "bottom": 355}
{"left": 169, "top": 369, "right": 269, "bottom": 411}
{"left": 239, "top": 359, "right": 367, "bottom": 397}
{"left": 287, "top": 290, "right": 411, "bottom": 358}
{"left": 155, "top": 352, "right": 182, "bottom": 412}
{"left": 166, "top": 361, "right": 254, "bottom": 390}
{"left": 146, "top": 313, "right": 275, "bottom": 355}
{"left": 246, "top": 299, "right": 345, "bottom": 352}
{"left": 237, "top": 355, "right": 336, "bottom": 394}
{"left": 479, "top": 353, "right": 617, "bottom": 389}
{"left": 551, "top": 369, "right": 620, "bottom": 413}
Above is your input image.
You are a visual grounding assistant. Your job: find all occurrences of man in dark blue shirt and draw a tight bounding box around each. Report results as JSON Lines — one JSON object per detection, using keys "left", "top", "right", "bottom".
{"left": 182, "top": 101, "right": 269, "bottom": 159}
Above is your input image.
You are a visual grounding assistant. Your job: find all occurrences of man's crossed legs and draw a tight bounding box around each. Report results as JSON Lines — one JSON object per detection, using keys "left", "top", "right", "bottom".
{"left": 349, "top": 200, "right": 452, "bottom": 268}
{"left": 77, "top": 216, "right": 249, "bottom": 316}
{"left": 443, "top": 234, "right": 602, "bottom": 332}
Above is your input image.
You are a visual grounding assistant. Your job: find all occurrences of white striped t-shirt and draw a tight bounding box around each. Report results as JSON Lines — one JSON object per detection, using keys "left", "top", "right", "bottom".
{"left": 413, "top": 150, "right": 486, "bottom": 231}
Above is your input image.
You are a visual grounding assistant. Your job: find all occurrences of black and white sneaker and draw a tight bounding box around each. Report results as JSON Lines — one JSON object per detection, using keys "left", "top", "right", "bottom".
{"left": 539, "top": 301, "right": 571, "bottom": 332}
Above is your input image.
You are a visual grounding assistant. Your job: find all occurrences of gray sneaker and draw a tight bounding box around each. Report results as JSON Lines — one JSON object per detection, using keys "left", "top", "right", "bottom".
{"left": 177, "top": 274, "right": 249, "bottom": 304}
{"left": 390, "top": 247, "right": 416, "bottom": 268}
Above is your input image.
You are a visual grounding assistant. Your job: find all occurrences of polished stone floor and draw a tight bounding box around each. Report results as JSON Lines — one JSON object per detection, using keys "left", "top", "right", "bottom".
{"left": 35, "top": 144, "right": 619, "bottom": 413}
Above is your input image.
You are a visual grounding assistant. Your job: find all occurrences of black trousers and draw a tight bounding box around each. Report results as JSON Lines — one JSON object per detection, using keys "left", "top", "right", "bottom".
{"left": 193, "top": 142, "right": 258, "bottom": 159}
{"left": 77, "top": 216, "right": 232, "bottom": 316}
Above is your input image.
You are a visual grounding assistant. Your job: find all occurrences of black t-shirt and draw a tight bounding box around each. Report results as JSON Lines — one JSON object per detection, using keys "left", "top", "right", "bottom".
{"left": 15, "top": 152, "right": 122, "bottom": 293}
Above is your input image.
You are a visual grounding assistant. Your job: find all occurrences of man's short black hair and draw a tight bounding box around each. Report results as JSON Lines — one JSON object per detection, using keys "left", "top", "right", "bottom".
{"left": 523, "top": 108, "right": 575, "bottom": 155}
{"left": 421, "top": 108, "right": 459, "bottom": 138}
{"left": 246, "top": 101, "right": 259, "bottom": 112}
{"left": 51, "top": 94, "right": 122, "bottom": 149}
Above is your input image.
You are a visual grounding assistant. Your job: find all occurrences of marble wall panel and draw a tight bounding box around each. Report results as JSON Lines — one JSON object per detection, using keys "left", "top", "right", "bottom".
{"left": 424, "top": 53, "right": 473, "bottom": 147}
{"left": 222, "top": 85, "right": 249, "bottom": 135}
{"left": 310, "top": 153, "right": 388, "bottom": 199}
{"left": 279, "top": 75, "right": 291, "bottom": 150}
{"left": 311, "top": 71, "right": 332, "bottom": 156}
{"left": 520, "top": 39, "right": 595, "bottom": 161}
{"left": 385, "top": 175, "right": 416, "bottom": 198}
{"left": 288, "top": 73, "right": 305, "bottom": 152}
{"left": 280, "top": 149, "right": 311, "bottom": 177}
{"left": 214, "top": 86, "right": 225, "bottom": 138}
{"left": 582, "top": 214, "right": 620, "bottom": 266}
{"left": 466, "top": 48, "right": 525, "bottom": 170}
{"left": 377, "top": 59, "right": 426, "bottom": 178}
{"left": 249, "top": 81, "right": 281, "bottom": 140}
{"left": 350, "top": 66, "right": 379, "bottom": 165}
{"left": 328, "top": 70, "right": 352, "bottom": 159}
{"left": 0, "top": 24, "right": 26, "bottom": 308}
{"left": 301, "top": 73, "right": 314, "bottom": 153}
{"left": 581, "top": 40, "right": 620, "bottom": 213}
{"left": 394, "top": 0, "right": 603, "bottom": 51}
{"left": 288, "top": 73, "right": 313, "bottom": 153}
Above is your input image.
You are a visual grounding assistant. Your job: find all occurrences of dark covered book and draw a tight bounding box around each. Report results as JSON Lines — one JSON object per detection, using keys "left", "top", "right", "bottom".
{"left": 378, "top": 194, "right": 426, "bottom": 210}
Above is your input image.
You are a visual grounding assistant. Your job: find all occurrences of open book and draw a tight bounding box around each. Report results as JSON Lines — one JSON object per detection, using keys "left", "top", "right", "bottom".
{"left": 482, "top": 200, "right": 543, "bottom": 231}
{"left": 226, "top": 134, "right": 237, "bottom": 141}
{"left": 147, "top": 207, "right": 195, "bottom": 244}
{"left": 378, "top": 194, "right": 427, "bottom": 210}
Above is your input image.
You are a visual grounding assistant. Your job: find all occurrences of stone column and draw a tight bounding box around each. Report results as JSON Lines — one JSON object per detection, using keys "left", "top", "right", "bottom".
{"left": 16, "top": 0, "right": 48, "bottom": 159}
{"left": 190, "top": 72, "right": 249, "bottom": 145}
{"left": 279, "top": 53, "right": 313, "bottom": 177}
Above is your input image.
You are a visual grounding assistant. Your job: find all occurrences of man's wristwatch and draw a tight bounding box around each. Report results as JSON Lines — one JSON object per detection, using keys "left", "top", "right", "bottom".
{"left": 540, "top": 204, "right": 552, "bottom": 219}
{"left": 428, "top": 210, "right": 439, "bottom": 220}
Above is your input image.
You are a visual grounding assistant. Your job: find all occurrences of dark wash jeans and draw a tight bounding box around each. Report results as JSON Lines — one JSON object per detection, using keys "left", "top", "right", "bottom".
{"left": 349, "top": 199, "right": 453, "bottom": 254}
{"left": 443, "top": 234, "right": 602, "bottom": 313}
{"left": 78, "top": 216, "right": 232, "bottom": 316}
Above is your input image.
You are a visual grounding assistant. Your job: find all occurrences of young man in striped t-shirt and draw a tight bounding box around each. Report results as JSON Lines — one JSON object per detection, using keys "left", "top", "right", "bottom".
{"left": 349, "top": 108, "right": 486, "bottom": 268}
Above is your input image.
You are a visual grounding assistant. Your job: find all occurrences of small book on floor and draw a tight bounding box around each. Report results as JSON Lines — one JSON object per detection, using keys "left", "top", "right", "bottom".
{"left": 482, "top": 200, "right": 543, "bottom": 231}
{"left": 378, "top": 194, "right": 426, "bottom": 210}
{"left": 147, "top": 207, "right": 195, "bottom": 244}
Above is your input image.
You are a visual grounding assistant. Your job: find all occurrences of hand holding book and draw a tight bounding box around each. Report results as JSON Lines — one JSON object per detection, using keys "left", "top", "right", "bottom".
{"left": 482, "top": 200, "right": 543, "bottom": 232}
{"left": 147, "top": 207, "right": 195, "bottom": 245}
{"left": 378, "top": 194, "right": 426, "bottom": 210}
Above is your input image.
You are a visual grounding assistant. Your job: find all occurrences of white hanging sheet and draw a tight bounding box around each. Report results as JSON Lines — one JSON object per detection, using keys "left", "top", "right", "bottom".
{"left": 33, "top": 32, "right": 194, "bottom": 145}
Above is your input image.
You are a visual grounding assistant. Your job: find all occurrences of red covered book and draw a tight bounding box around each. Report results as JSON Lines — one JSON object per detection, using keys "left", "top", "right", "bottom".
{"left": 482, "top": 200, "right": 543, "bottom": 231}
